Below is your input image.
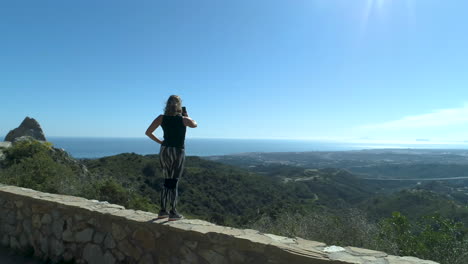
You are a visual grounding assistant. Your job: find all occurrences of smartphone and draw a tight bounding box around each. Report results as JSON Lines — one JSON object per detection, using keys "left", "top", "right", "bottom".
{"left": 182, "top": 107, "right": 188, "bottom": 116}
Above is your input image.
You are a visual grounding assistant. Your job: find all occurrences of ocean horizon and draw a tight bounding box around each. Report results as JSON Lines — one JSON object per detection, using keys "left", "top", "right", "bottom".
{"left": 7, "top": 137, "right": 460, "bottom": 159}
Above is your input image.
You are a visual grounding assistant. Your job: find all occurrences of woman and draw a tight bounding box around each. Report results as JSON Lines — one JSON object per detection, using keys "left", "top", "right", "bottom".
{"left": 145, "top": 95, "right": 198, "bottom": 221}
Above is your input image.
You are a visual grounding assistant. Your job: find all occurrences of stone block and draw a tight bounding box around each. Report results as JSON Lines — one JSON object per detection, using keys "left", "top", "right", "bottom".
{"left": 83, "top": 243, "right": 105, "bottom": 264}
{"left": 14, "top": 200, "right": 24, "bottom": 208}
{"left": 199, "top": 249, "right": 225, "bottom": 264}
{"left": 112, "top": 223, "right": 127, "bottom": 241}
{"left": 5, "top": 210, "right": 16, "bottom": 225}
{"left": 104, "top": 233, "right": 116, "bottom": 249}
{"left": 52, "top": 218, "right": 63, "bottom": 239}
{"left": 16, "top": 210, "right": 23, "bottom": 220}
{"left": 41, "top": 213, "right": 52, "bottom": 224}
{"left": 3, "top": 224, "right": 16, "bottom": 235}
{"left": 50, "top": 237, "right": 65, "bottom": 257}
{"left": 39, "top": 236, "right": 48, "bottom": 255}
{"left": 132, "top": 228, "right": 156, "bottom": 250}
{"left": 1, "top": 234, "right": 9, "bottom": 247}
{"left": 10, "top": 236, "right": 20, "bottom": 249}
{"left": 112, "top": 248, "right": 125, "bottom": 261}
{"left": 51, "top": 209, "right": 60, "bottom": 220}
{"left": 118, "top": 239, "right": 142, "bottom": 261}
{"left": 75, "top": 228, "right": 94, "bottom": 243}
{"left": 22, "top": 206, "right": 32, "bottom": 216}
{"left": 139, "top": 254, "right": 154, "bottom": 264}
{"left": 180, "top": 245, "right": 199, "bottom": 263}
{"left": 103, "top": 250, "right": 116, "bottom": 264}
{"left": 32, "top": 214, "right": 41, "bottom": 228}
{"left": 23, "top": 219, "right": 32, "bottom": 233}
{"left": 63, "top": 229, "right": 74, "bottom": 242}
{"left": 19, "top": 233, "right": 28, "bottom": 247}
{"left": 93, "top": 231, "right": 105, "bottom": 244}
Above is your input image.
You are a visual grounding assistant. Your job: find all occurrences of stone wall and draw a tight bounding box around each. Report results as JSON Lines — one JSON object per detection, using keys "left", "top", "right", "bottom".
{"left": 0, "top": 184, "right": 438, "bottom": 264}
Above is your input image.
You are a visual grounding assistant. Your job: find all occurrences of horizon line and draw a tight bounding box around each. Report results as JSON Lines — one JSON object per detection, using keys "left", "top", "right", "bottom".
{"left": 3, "top": 136, "right": 468, "bottom": 145}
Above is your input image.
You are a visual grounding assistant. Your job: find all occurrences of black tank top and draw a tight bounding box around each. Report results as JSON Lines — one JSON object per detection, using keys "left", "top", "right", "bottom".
{"left": 161, "top": 115, "right": 186, "bottom": 148}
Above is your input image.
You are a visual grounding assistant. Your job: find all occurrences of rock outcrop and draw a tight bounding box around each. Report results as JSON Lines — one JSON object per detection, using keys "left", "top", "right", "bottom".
{"left": 4, "top": 117, "right": 46, "bottom": 142}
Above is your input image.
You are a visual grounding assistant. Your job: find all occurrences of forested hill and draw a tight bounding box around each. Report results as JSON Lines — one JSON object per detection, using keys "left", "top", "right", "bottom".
{"left": 80, "top": 153, "right": 376, "bottom": 225}
{"left": 2, "top": 140, "right": 468, "bottom": 264}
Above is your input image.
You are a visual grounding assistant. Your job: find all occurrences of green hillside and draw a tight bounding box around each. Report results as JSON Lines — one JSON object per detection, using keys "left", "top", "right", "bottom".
{"left": 1, "top": 139, "right": 467, "bottom": 264}
{"left": 82, "top": 153, "right": 318, "bottom": 226}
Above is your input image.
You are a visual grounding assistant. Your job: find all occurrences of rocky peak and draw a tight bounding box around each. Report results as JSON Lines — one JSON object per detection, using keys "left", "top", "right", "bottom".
{"left": 4, "top": 117, "right": 46, "bottom": 142}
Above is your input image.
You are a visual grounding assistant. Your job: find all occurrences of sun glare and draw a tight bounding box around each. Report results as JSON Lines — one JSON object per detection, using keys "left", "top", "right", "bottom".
{"left": 361, "top": 0, "right": 414, "bottom": 34}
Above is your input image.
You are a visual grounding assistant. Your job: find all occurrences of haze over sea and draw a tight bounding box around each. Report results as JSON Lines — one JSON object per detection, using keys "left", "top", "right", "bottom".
{"left": 27, "top": 137, "right": 468, "bottom": 159}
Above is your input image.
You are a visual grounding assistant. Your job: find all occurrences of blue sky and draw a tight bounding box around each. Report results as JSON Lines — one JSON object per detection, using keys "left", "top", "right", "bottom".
{"left": 2, "top": 0, "right": 468, "bottom": 142}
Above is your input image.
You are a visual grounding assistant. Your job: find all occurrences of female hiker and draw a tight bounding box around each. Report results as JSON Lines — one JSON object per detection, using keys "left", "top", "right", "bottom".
{"left": 145, "top": 95, "right": 198, "bottom": 221}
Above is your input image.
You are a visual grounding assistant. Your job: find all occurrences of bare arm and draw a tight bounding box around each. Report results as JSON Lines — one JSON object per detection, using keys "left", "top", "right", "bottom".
{"left": 145, "top": 115, "right": 164, "bottom": 144}
{"left": 183, "top": 116, "right": 198, "bottom": 128}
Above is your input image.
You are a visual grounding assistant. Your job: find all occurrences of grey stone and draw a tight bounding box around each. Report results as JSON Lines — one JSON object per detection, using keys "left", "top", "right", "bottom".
{"left": 199, "top": 249, "right": 225, "bottom": 264}
{"left": 132, "top": 228, "right": 155, "bottom": 250}
{"left": 40, "top": 223, "right": 51, "bottom": 235}
{"left": 75, "top": 228, "right": 94, "bottom": 243}
{"left": 10, "top": 236, "right": 20, "bottom": 249}
{"left": 180, "top": 246, "right": 199, "bottom": 263}
{"left": 23, "top": 219, "right": 32, "bottom": 233}
{"left": 184, "top": 240, "right": 198, "bottom": 250}
{"left": 112, "top": 249, "right": 125, "bottom": 261}
{"left": 19, "top": 233, "right": 28, "bottom": 247}
{"left": 88, "top": 218, "right": 99, "bottom": 227}
{"left": 41, "top": 214, "right": 52, "bottom": 224}
{"left": 4, "top": 117, "right": 46, "bottom": 142}
{"left": 3, "top": 224, "right": 16, "bottom": 235}
{"left": 63, "top": 251, "right": 74, "bottom": 262}
{"left": 52, "top": 219, "right": 63, "bottom": 239}
{"left": 5, "top": 211, "right": 16, "bottom": 225}
{"left": 39, "top": 236, "right": 48, "bottom": 254}
{"left": 139, "top": 254, "right": 154, "bottom": 264}
{"left": 118, "top": 239, "right": 142, "bottom": 261}
{"left": 14, "top": 200, "right": 24, "bottom": 208}
{"left": 104, "top": 234, "right": 116, "bottom": 249}
{"left": 74, "top": 214, "right": 84, "bottom": 221}
{"left": 111, "top": 223, "right": 127, "bottom": 241}
{"left": 63, "top": 229, "right": 74, "bottom": 242}
{"left": 83, "top": 243, "right": 105, "bottom": 264}
{"left": 103, "top": 251, "right": 116, "bottom": 264}
{"left": 93, "top": 232, "right": 105, "bottom": 244}
{"left": 32, "top": 214, "right": 41, "bottom": 228}
{"left": 51, "top": 210, "right": 60, "bottom": 220}
{"left": 22, "top": 206, "right": 32, "bottom": 216}
{"left": 16, "top": 210, "right": 23, "bottom": 220}
{"left": 50, "top": 238, "right": 65, "bottom": 256}
{"left": 1, "top": 235, "right": 9, "bottom": 247}
{"left": 228, "top": 249, "right": 245, "bottom": 263}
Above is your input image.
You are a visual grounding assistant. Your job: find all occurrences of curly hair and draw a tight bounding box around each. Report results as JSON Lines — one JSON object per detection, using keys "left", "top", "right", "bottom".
{"left": 164, "top": 95, "right": 183, "bottom": 116}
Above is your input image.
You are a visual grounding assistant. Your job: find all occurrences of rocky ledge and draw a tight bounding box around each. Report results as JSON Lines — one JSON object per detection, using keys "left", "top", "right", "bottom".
{"left": 0, "top": 185, "right": 438, "bottom": 264}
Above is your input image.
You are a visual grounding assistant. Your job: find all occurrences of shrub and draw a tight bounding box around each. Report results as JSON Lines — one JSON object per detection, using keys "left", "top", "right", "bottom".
{"left": 378, "top": 212, "right": 468, "bottom": 264}
{"left": 82, "top": 178, "right": 157, "bottom": 213}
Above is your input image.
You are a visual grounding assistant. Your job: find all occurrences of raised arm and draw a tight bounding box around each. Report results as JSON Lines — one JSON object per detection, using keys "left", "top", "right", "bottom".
{"left": 145, "top": 115, "right": 164, "bottom": 144}
{"left": 183, "top": 116, "right": 198, "bottom": 128}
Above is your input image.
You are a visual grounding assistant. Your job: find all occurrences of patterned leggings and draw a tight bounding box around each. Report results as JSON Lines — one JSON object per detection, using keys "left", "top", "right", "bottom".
{"left": 159, "top": 145, "right": 185, "bottom": 211}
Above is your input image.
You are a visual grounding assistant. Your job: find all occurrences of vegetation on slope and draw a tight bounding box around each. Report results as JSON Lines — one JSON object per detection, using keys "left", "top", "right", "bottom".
{"left": 1, "top": 139, "right": 467, "bottom": 263}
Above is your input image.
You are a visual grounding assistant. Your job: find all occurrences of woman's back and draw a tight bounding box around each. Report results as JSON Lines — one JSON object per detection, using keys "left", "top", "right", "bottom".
{"left": 161, "top": 115, "right": 186, "bottom": 148}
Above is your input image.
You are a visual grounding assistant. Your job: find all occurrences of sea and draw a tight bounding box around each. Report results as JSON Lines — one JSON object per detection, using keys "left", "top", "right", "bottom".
{"left": 37, "top": 137, "right": 468, "bottom": 159}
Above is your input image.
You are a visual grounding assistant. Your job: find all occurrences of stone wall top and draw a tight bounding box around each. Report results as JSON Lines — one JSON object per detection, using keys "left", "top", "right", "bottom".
{"left": 0, "top": 184, "right": 439, "bottom": 264}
